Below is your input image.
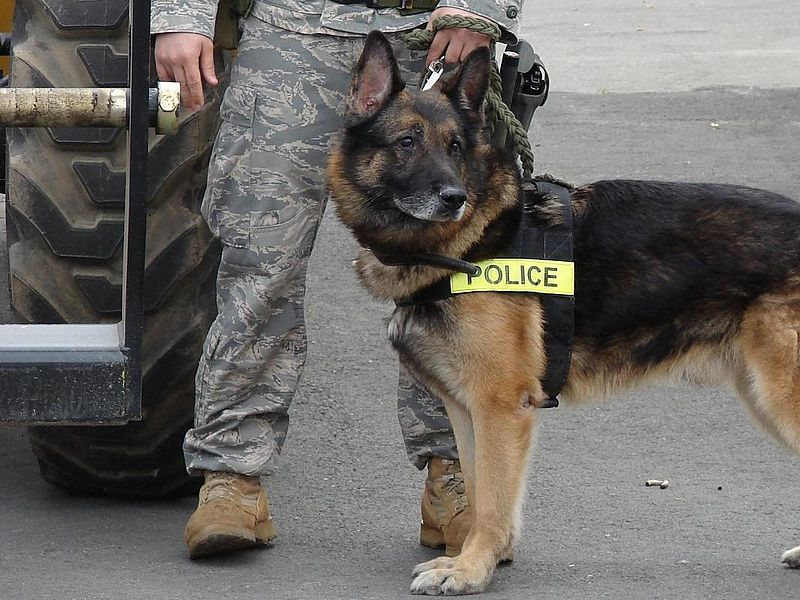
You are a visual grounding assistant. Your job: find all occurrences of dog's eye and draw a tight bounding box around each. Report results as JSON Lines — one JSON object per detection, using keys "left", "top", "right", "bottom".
{"left": 450, "top": 140, "right": 462, "bottom": 154}
{"left": 397, "top": 136, "right": 415, "bottom": 150}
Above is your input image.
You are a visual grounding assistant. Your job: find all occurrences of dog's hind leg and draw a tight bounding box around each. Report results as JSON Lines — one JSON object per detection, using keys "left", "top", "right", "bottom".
{"left": 737, "top": 290, "right": 800, "bottom": 567}
{"left": 410, "top": 397, "right": 536, "bottom": 595}
{"left": 738, "top": 293, "right": 800, "bottom": 451}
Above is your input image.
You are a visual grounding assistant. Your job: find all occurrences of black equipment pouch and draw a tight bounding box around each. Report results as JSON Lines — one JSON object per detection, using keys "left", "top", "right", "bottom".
{"left": 331, "top": 0, "right": 439, "bottom": 14}
{"left": 214, "top": 0, "right": 245, "bottom": 50}
{"left": 493, "top": 40, "right": 549, "bottom": 153}
{"left": 231, "top": 0, "right": 256, "bottom": 17}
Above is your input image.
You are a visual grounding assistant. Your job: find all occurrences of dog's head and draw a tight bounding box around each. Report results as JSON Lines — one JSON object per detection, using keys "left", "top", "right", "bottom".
{"left": 328, "top": 30, "right": 502, "bottom": 252}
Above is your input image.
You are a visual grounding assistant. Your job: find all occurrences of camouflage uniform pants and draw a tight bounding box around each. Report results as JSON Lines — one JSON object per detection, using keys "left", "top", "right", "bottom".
{"left": 183, "top": 16, "right": 457, "bottom": 476}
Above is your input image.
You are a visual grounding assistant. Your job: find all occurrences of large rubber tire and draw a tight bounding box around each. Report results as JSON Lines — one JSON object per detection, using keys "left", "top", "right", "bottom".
{"left": 6, "top": 0, "right": 221, "bottom": 498}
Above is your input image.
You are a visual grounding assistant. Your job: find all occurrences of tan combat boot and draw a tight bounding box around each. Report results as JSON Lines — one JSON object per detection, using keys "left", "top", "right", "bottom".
{"left": 419, "top": 458, "right": 514, "bottom": 562}
{"left": 184, "top": 471, "right": 277, "bottom": 559}
{"left": 420, "top": 458, "right": 473, "bottom": 557}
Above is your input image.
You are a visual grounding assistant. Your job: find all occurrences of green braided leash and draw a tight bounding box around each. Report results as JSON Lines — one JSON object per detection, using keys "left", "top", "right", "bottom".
{"left": 405, "top": 15, "right": 536, "bottom": 177}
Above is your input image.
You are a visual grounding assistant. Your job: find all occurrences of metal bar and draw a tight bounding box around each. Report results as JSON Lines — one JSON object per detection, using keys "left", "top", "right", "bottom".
{"left": 120, "top": 0, "right": 151, "bottom": 419}
{"left": 0, "top": 323, "right": 122, "bottom": 350}
{"left": 0, "top": 88, "right": 127, "bottom": 127}
{"left": 0, "top": 84, "right": 179, "bottom": 132}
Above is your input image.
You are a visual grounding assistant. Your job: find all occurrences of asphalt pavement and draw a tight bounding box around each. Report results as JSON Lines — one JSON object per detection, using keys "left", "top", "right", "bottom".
{"left": 2, "top": 2, "right": 800, "bottom": 599}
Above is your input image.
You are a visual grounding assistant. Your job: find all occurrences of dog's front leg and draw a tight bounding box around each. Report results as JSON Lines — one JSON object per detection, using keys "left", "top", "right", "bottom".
{"left": 411, "top": 397, "right": 536, "bottom": 595}
{"left": 443, "top": 399, "right": 476, "bottom": 502}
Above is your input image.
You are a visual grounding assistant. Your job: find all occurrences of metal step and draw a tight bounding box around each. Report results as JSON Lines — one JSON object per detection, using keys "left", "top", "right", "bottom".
{"left": 0, "top": 3, "right": 166, "bottom": 424}
{"left": 0, "top": 324, "right": 134, "bottom": 424}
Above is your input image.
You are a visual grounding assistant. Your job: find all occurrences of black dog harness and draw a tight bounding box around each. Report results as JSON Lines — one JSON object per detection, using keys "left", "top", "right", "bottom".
{"left": 388, "top": 179, "right": 575, "bottom": 407}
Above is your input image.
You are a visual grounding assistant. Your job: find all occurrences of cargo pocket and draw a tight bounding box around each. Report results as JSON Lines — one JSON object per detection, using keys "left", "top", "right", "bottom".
{"left": 244, "top": 88, "right": 329, "bottom": 265}
{"left": 244, "top": 201, "right": 325, "bottom": 279}
{"left": 247, "top": 116, "right": 326, "bottom": 231}
{"left": 201, "top": 84, "right": 258, "bottom": 249}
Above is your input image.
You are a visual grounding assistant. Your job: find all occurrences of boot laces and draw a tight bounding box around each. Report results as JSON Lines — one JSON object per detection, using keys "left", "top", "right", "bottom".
{"left": 442, "top": 470, "right": 469, "bottom": 513}
{"left": 200, "top": 472, "right": 241, "bottom": 503}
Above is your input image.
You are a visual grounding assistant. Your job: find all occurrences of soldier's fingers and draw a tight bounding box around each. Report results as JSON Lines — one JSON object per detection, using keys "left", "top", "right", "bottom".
{"left": 176, "top": 67, "right": 203, "bottom": 110}
{"left": 155, "top": 60, "right": 173, "bottom": 84}
{"left": 185, "top": 69, "right": 204, "bottom": 108}
{"left": 427, "top": 30, "right": 450, "bottom": 66}
{"left": 457, "top": 33, "right": 491, "bottom": 61}
{"left": 199, "top": 38, "right": 218, "bottom": 87}
{"left": 444, "top": 38, "right": 465, "bottom": 65}
{"left": 184, "top": 64, "right": 206, "bottom": 111}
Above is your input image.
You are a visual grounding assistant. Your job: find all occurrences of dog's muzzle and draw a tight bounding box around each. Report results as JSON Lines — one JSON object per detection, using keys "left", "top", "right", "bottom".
{"left": 439, "top": 186, "right": 467, "bottom": 220}
{"left": 393, "top": 186, "right": 467, "bottom": 222}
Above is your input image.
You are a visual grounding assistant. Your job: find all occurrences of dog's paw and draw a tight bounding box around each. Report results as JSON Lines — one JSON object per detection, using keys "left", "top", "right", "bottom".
{"left": 781, "top": 545, "right": 800, "bottom": 568}
{"left": 412, "top": 556, "right": 456, "bottom": 577}
{"left": 410, "top": 561, "right": 491, "bottom": 596}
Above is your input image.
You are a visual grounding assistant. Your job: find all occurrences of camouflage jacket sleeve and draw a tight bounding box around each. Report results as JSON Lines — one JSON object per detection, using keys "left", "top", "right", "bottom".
{"left": 151, "top": 0, "right": 219, "bottom": 40}
{"left": 437, "top": 0, "right": 524, "bottom": 42}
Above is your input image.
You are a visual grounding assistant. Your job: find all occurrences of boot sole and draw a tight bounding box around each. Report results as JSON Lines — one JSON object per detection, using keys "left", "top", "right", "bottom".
{"left": 187, "top": 525, "right": 256, "bottom": 559}
{"left": 420, "top": 523, "right": 460, "bottom": 557}
{"left": 187, "top": 521, "right": 276, "bottom": 560}
{"left": 254, "top": 519, "right": 278, "bottom": 544}
{"left": 420, "top": 523, "right": 514, "bottom": 563}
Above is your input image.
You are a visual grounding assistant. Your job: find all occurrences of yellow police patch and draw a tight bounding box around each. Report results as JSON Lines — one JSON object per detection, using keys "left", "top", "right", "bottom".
{"left": 450, "top": 258, "right": 574, "bottom": 296}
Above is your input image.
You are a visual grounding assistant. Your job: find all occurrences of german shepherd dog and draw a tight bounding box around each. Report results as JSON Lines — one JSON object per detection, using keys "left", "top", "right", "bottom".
{"left": 327, "top": 31, "right": 800, "bottom": 595}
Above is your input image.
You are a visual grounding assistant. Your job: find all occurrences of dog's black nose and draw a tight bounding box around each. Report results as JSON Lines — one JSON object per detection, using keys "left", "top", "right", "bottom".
{"left": 439, "top": 186, "right": 467, "bottom": 210}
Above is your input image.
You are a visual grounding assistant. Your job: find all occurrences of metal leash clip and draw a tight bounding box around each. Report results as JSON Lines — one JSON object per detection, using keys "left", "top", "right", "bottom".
{"left": 420, "top": 56, "right": 445, "bottom": 91}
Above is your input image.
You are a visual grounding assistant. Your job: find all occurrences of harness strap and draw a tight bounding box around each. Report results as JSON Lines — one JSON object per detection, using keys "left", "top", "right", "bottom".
{"left": 532, "top": 181, "right": 574, "bottom": 406}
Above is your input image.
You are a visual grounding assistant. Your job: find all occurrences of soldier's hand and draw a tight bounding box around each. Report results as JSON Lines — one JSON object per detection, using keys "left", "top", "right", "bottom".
{"left": 154, "top": 32, "right": 218, "bottom": 112}
{"left": 426, "top": 7, "right": 492, "bottom": 66}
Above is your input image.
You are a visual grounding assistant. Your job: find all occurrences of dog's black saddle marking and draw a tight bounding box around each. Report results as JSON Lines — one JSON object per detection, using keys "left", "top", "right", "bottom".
{"left": 396, "top": 178, "right": 575, "bottom": 406}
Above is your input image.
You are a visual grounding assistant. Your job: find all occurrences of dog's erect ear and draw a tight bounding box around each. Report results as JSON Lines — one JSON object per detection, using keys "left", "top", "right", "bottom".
{"left": 445, "top": 46, "right": 491, "bottom": 121}
{"left": 346, "top": 31, "right": 405, "bottom": 126}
